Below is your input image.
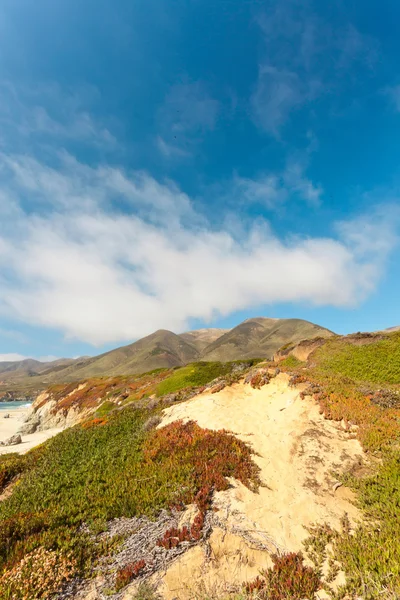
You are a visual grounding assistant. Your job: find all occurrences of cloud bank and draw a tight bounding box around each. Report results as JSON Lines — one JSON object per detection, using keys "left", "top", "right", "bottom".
{"left": 0, "top": 153, "right": 398, "bottom": 345}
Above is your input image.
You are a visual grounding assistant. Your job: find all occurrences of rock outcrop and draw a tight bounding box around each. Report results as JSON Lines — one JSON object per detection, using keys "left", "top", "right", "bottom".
{"left": 19, "top": 388, "right": 90, "bottom": 434}
{"left": 274, "top": 336, "right": 328, "bottom": 363}
{"left": 0, "top": 434, "right": 22, "bottom": 446}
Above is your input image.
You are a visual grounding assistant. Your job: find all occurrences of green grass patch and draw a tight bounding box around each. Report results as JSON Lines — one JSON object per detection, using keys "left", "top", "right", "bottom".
{"left": 280, "top": 355, "right": 304, "bottom": 369}
{"left": 313, "top": 332, "right": 400, "bottom": 385}
{"left": 306, "top": 452, "right": 400, "bottom": 599}
{"left": 155, "top": 359, "right": 263, "bottom": 397}
{"left": 95, "top": 400, "right": 116, "bottom": 417}
{"left": 330, "top": 451, "right": 400, "bottom": 599}
{"left": 0, "top": 447, "right": 46, "bottom": 494}
{"left": 155, "top": 362, "right": 232, "bottom": 396}
{"left": 292, "top": 332, "right": 400, "bottom": 597}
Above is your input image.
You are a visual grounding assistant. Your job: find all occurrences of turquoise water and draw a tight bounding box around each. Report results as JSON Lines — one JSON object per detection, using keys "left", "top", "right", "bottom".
{"left": 0, "top": 401, "right": 32, "bottom": 411}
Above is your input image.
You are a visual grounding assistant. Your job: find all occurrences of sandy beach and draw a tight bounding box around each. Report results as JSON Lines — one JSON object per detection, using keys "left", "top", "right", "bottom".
{"left": 0, "top": 406, "right": 63, "bottom": 455}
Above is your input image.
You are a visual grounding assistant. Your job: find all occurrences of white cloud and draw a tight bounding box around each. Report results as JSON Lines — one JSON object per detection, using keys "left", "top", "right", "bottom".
{"left": 234, "top": 173, "right": 286, "bottom": 209}
{"left": 28, "top": 106, "right": 116, "bottom": 145}
{"left": 0, "top": 353, "right": 60, "bottom": 363}
{"left": 38, "top": 355, "right": 60, "bottom": 363}
{"left": 0, "top": 153, "right": 397, "bottom": 346}
{"left": 233, "top": 160, "right": 322, "bottom": 208}
{"left": 336, "top": 206, "right": 400, "bottom": 259}
{"left": 0, "top": 353, "right": 28, "bottom": 362}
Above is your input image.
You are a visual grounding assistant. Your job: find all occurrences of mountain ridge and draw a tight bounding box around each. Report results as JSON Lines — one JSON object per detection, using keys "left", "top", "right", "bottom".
{"left": 0, "top": 317, "right": 334, "bottom": 393}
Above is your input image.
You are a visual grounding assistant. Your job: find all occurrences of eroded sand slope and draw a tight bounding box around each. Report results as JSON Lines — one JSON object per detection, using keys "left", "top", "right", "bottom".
{"left": 153, "top": 373, "right": 364, "bottom": 599}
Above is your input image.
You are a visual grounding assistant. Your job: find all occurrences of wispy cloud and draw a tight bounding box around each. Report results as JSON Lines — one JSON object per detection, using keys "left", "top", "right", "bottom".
{"left": 232, "top": 160, "right": 323, "bottom": 208}
{"left": 157, "top": 81, "right": 218, "bottom": 157}
{"left": 0, "top": 327, "right": 28, "bottom": 344}
{"left": 251, "top": 65, "right": 318, "bottom": 137}
{"left": 0, "top": 82, "right": 116, "bottom": 151}
{"left": 252, "top": 2, "right": 379, "bottom": 135}
{"left": 0, "top": 152, "right": 396, "bottom": 345}
{"left": 156, "top": 136, "right": 191, "bottom": 159}
{"left": 384, "top": 85, "right": 400, "bottom": 112}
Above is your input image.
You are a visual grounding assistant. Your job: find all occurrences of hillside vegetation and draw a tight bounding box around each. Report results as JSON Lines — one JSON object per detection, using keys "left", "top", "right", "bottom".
{"left": 279, "top": 331, "right": 400, "bottom": 598}
{"left": 313, "top": 332, "right": 400, "bottom": 385}
{"left": 0, "top": 331, "right": 398, "bottom": 599}
{"left": 0, "top": 317, "right": 333, "bottom": 395}
{"left": 0, "top": 360, "right": 262, "bottom": 599}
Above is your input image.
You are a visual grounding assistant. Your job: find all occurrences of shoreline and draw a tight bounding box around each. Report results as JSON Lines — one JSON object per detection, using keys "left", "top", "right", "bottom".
{"left": 0, "top": 406, "right": 63, "bottom": 455}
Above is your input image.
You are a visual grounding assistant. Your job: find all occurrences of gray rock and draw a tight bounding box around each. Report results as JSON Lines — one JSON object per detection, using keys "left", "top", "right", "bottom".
{"left": 18, "top": 420, "right": 39, "bottom": 435}
{"left": 0, "top": 433, "right": 22, "bottom": 446}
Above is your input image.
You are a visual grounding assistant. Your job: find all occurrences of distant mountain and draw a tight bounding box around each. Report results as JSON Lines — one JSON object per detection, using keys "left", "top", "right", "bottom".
{"left": 0, "top": 358, "right": 44, "bottom": 376}
{"left": 0, "top": 317, "right": 334, "bottom": 391}
{"left": 0, "top": 357, "right": 79, "bottom": 379}
{"left": 179, "top": 328, "right": 229, "bottom": 352}
{"left": 201, "top": 317, "right": 333, "bottom": 362}
{"left": 41, "top": 329, "right": 200, "bottom": 382}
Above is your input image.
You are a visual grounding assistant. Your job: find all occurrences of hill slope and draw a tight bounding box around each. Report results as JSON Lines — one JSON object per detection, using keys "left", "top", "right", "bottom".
{"left": 0, "top": 358, "right": 81, "bottom": 385}
{"left": 179, "top": 328, "right": 229, "bottom": 352}
{"left": 201, "top": 317, "right": 333, "bottom": 362}
{"left": 39, "top": 329, "right": 201, "bottom": 384}
{"left": 0, "top": 317, "right": 333, "bottom": 392}
{"left": 1, "top": 331, "right": 399, "bottom": 599}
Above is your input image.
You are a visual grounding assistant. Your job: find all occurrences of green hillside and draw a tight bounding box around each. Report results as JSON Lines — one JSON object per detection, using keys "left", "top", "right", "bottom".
{"left": 0, "top": 332, "right": 399, "bottom": 598}
{"left": 0, "top": 317, "right": 333, "bottom": 395}
{"left": 201, "top": 317, "right": 333, "bottom": 361}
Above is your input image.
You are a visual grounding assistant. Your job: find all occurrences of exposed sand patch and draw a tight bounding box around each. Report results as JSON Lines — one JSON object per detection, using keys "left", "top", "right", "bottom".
{"left": 0, "top": 407, "right": 62, "bottom": 455}
{"left": 157, "top": 373, "right": 365, "bottom": 598}
{"left": 155, "top": 528, "right": 273, "bottom": 600}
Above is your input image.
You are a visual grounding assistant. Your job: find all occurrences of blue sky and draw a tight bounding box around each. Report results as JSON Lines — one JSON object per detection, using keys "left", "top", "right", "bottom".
{"left": 0, "top": 0, "right": 399, "bottom": 361}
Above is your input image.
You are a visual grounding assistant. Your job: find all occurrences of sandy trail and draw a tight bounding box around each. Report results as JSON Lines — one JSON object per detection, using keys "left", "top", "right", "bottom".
{"left": 153, "top": 373, "right": 365, "bottom": 599}
{"left": 0, "top": 407, "right": 63, "bottom": 455}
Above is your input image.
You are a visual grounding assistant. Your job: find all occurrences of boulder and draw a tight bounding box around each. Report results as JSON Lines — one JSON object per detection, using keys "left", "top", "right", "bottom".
{"left": 18, "top": 420, "right": 39, "bottom": 435}
{"left": 0, "top": 434, "right": 22, "bottom": 446}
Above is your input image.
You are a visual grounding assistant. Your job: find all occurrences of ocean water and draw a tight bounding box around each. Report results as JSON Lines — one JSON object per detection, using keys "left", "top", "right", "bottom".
{"left": 0, "top": 401, "right": 32, "bottom": 411}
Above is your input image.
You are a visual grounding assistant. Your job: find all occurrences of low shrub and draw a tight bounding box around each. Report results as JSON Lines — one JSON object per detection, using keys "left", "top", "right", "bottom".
{"left": 0, "top": 546, "right": 77, "bottom": 599}
{"left": 115, "top": 559, "right": 146, "bottom": 591}
{"left": 81, "top": 416, "right": 109, "bottom": 429}
{"left": 149, "top": 420, "right": 260, "bottom": 549}
{"left": 246, "top": 369, "right": 270, "bottom": 389}
{"left": 0, "top": 410, "right": 260, "bottom": 597}
{"left": 244, "top": 552, "right": 321, "bottom": 599}
{"left": 131, "top": 582, "right": 161, "bottom": 600}
{"left": 287, "top": 332, "right": 400, "bottom": 598}
{"left": 0, "top": 447, "right": 44, "bottom": 494}
{"left": 0, "top": 455, "right": 28, "bottom": 494}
